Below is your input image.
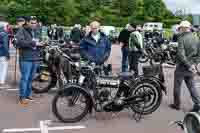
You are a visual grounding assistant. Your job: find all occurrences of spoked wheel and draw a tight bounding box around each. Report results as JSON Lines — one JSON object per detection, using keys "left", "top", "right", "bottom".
{"left": 32, "top": 70, "right": 57, "bottom": 93}
{"left": 130, "top": 80, "right": 163, "bottom": 115}
{"left": 52, "top": 85, "right": 91, "bottom": 123}
{"left": 139, "top": 53, "right": 149, "bottom": 63}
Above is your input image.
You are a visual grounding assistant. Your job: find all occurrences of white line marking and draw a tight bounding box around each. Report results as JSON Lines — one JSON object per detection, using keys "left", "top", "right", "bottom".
{"left": 6, "top": 89, "right": 19, "bottom": 91}
{"left": 3, "top": 128, "right": 40, "bottom": 132}
{"left": 48, "top": 126, "right": 86, "bottom": 130}
{"left": 2, "top": 126, "right": 86, "bottom": 132}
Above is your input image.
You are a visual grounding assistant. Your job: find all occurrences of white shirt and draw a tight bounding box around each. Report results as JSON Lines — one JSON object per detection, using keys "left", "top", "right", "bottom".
{"left": 92, "top": 33, "right": 100, "bottom": 43}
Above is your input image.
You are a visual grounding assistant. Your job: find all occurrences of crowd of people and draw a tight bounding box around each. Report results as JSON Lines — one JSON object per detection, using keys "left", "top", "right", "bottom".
{"left": 0, "top": 15, "right": 200, "bottom": 112}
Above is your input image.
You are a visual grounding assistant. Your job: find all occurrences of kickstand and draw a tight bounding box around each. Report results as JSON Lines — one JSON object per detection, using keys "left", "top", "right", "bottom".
{"left": 131, "top": 102, "right": 146, "bottom": 122}
{"left": 132, "top": 111, "right": 142, "bottom": 122}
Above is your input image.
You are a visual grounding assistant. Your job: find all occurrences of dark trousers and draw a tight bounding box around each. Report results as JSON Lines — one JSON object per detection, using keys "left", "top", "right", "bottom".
{"left": 128, "top": 51, "right": 141, "bottom": 75}
{"left": 121, "top": 47, "right": 129, "bottom": 72}
{"left": 173, "top": 65, "right": 200, "bottom": 108}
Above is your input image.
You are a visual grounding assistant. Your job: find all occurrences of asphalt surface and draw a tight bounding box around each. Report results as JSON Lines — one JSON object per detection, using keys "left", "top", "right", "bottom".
{"left": 0, "top": 45, "right": 199, "bottom": 133}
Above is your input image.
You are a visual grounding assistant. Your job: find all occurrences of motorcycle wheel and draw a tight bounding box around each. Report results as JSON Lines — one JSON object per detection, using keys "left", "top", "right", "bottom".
{"left": 32, "top": 70, "right": 57, "bottom": 94}
{"left": 139, "top": 54, "right": 149, "bottom": 63}
{"left": 52, "top": 85, "right": 91, "bottom": 123}
{"left": 130, "top": 79, "right": 163, "bottom": 115}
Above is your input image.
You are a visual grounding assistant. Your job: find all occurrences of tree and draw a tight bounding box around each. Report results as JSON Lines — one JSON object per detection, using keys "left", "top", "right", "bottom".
{"left": 0, "top": 0, "right": 179, "bottom": 27}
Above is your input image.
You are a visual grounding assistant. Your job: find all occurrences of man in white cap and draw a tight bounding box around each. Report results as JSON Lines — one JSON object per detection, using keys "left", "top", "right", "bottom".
{"left": 169, "top": 20, "right": 200, "bottom": 112}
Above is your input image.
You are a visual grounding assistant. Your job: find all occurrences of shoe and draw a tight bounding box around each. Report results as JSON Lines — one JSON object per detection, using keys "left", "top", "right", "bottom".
{"left": 19, "top": 98, "right": 28, "bottom": 105}
{"left": 169, "top": 104, "right": 180, "bottom": 110}
{"left": 25, "top": 97, "right": 35, "bottom": 102}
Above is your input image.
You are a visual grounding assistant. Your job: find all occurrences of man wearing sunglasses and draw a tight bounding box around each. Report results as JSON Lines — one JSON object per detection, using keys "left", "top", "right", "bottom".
{"left": 15, "top": 16, "right": 42, "bottom": 105}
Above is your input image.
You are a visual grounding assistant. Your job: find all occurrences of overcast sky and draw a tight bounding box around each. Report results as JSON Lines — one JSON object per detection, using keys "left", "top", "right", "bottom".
{"left": 164, "top": 0, "right": 200, "bottom": 14}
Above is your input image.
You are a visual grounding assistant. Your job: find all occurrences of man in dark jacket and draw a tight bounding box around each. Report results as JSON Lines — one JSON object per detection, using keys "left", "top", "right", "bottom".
{"left": 0, "top": 24, "right": 10, "bottom": 88}
{"left": 80, "top": 21, "right": 111, "bottom": 65}
{"left": 70, "top": 24, "right": 83, "bottom": 45}
{"left": 118, "top": 24, "right": 134, "bottom": 72}
{"left": 15, "top": 16, "right": 42, "bottom": 105}
{"left": 169, "top": 21, "right": 200, "bottom": 112}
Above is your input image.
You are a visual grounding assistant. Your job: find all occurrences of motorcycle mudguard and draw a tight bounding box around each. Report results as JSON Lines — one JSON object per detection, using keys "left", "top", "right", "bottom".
{"left": 57, "top": 84, "right": 95, "bottom": 112}
{"left": 135, "top": 76, "right": 167, "bottom": 95}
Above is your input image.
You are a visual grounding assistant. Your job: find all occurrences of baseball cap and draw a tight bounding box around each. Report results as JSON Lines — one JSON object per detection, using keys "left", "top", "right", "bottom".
{"left": 179, "top": 20, "right": 191, "bottom": 28}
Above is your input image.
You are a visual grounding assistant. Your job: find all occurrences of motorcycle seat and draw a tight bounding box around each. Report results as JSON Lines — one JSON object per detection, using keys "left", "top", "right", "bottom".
{"left": 70, "top": 53, "right": 80, "bottom": 61}
{"left": 118, "top": 72, "right": 134, "bottom": 80}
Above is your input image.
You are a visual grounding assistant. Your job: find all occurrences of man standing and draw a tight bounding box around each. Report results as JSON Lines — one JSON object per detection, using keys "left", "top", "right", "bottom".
{"left": 15, "top": 16, "right": 42, "bottom": 105}
{"left": 169, "top": 21, "right": 200, "bottom": 112}
{"left": 128, "top": 24, "right": 143, "bottom": 76}
{"left": 0, "top": 23, "right": 10, "bottom": 88}
{"left": 80, "top": 21, "right": 111, "bottom": 65}
{"left": 118, "top": 24, "right": 134, "bottom": 72}
{"left": 70, "top": 24, "right": 83, "bottom": 45}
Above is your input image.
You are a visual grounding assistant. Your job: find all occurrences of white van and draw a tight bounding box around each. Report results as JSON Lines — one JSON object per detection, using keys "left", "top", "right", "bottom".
{"left": 143, "top": 22, "right": 163, "bottom": 31}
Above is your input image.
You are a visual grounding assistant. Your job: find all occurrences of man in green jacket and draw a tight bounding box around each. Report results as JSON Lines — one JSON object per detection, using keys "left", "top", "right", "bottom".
{"left": 128, "top": 24, "right": 143, "bottom": 76}
{"left": 169, "top": 20, "right": 200, "bottom": 112}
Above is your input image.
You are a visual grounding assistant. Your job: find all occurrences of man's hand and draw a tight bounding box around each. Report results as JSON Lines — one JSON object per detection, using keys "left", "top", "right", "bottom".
{"left": 189, "top": 65, "right": 197, "bottom": 74}
{"left": 36, "top": 41, "right": 43, "bottom": 47}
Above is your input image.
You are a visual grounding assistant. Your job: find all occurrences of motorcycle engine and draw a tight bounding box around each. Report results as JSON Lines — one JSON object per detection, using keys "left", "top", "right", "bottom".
{"left": 96, "top": 76, "right": 120, "bottom": 102}
{"left": 96, "top": 76, "right": 120, "bottom": 88}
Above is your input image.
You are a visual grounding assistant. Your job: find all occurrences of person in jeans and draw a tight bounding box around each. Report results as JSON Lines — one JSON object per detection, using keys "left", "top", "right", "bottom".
{"left": 15, "top": 16, "right": 42, "bottom": 105}
{"left": 0, "top": 24, "right": 10, "bottom": 88}
{"left": 118, "top": 24, "right": 134, "bottom": 72}
{"left": 169, "top": 21, "right": 200, "bottom": 112}
{"left": 128, "top": 24, "right": 143, "bottom": 76}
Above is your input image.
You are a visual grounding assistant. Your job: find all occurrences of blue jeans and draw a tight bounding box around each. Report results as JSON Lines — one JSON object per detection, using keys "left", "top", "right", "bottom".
{"left": 19, "top": 61, "right": 38, "bottom": 98}
{"left": 121, "top": 47, "right": 129, "bottom": 72}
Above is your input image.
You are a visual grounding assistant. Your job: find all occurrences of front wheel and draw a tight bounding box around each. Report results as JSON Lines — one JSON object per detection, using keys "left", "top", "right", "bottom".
{"left": 139, "top": 53, "right": 149, "bottom": 63}
{"left": 52, "top": 85, "right": 91, "bottom": 123}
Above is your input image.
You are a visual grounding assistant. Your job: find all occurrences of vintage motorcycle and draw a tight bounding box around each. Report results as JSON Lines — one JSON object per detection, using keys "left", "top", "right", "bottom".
{"left": 31, "top": 40, "right": 80, "bottom": 93}
{"left": 139, "top": 38, "right": 177, "bottom": 66}
{"left": 51, "top": 47, "right": 166, "bottom": 123}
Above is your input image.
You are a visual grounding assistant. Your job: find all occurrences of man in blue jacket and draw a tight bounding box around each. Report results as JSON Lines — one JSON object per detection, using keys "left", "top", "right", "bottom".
{"left": 0, "top": 24, "right": 10, "bottom": 88}
{"left": 15, "top": 16, "right": 42, "bottom": 105}
{"left": 80, "top": 21, "right": 111, "bottom": 65}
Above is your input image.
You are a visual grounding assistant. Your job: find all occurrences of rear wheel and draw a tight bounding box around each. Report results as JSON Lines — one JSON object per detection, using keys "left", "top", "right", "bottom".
{"left": 32, "top": 70, "right": 57, "bottom": 94}
{"left": 130, "top": 79, "right": 163, "bottom": 115}
{"left": 52, "top": 85, "right": 91, "bottom": 123}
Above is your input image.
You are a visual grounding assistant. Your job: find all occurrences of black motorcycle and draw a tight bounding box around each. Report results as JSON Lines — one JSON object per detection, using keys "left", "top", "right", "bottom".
{"left": 32, "top": 40, "right": 80, "bottom": 93}
{"left": 52, "top": 56, "right": 166, "bottom": 123}
{"left": 139, "top": 38, "right": 177, "bottom": 66}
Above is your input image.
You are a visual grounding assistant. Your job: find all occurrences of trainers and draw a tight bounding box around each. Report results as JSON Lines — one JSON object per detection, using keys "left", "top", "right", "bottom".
{"left": 169, "top": 104, "right": 180, "bottom": 111}
{"left": 25, "top": 97, "right": 35, "bottom": 102}
{"left": 19, "top": 98, "right": 28, "bottom": 105}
